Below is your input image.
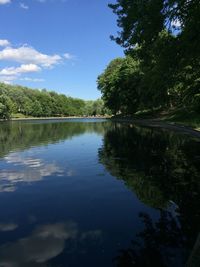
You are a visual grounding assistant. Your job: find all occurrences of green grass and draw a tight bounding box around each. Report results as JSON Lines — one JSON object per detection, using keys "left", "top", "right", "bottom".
{"left": 11, "top": 113, "right": 34, "bottom": 119}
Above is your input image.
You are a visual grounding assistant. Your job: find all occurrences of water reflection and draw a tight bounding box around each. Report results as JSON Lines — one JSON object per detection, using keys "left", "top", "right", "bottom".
{"left": 0, "top": 153, "right": 63, "bottom": 192}
{"left": 0, "top": 120, "right": 199, "bottom": 266}
{"left": 0, "top": 120, "right": 108, "bottom": 192}
{"left": 0, "top": 223, "right": 18, "bottom": 232}
{"left": 98, "top": 122, "right": 200, "bottom": 266}
{"left": 114, "top": 211, "right": 185, "bottom": 267}
{"left": 0, "top": 120, "right": 108, "bottom": 158}
{"left": 0, "top": 221, "right": 102, "bottom": 267}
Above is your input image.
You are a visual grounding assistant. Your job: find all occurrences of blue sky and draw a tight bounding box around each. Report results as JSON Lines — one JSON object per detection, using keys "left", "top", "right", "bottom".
{"left": 0, "top": 0, "right": 124, "bottom": 99}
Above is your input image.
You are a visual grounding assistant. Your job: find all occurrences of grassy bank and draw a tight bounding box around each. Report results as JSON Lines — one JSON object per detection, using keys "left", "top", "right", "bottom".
{"left": 135, "top": 108, "right": 200, "bottom": 131}
{"left": 1, "top": 114, "right": 110, "bottom": 121}
{"left": 112, "top": 108, "right": 200, "bottom": 132}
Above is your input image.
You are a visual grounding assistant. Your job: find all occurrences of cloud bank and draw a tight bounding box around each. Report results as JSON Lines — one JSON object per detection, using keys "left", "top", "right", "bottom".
{"left": 0, "top": 39, "right": 73, "bottom": 84}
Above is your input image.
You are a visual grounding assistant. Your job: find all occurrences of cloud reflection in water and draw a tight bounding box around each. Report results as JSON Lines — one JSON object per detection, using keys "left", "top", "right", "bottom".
{"left": 0, "top": 221, "right": 102, "bottom": 267}
{"left": 0, "top": 153, "right": 64, "bottom": 192}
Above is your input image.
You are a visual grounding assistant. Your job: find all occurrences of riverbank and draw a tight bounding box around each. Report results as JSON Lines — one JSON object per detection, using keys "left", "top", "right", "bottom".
{"left": 11, "top": 116, "right": 109, "bottom": 121}
{"left": 111, "top": 109, "right": 200, "bottom": 139}
{"left": 0, "top": 115, "right": 110, "bottom": 122}
{"left": 1, "top": 111, "right": 200, "bottom": 138}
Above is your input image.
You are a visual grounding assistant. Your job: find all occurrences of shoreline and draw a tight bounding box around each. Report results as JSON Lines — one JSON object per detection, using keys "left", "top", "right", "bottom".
{"left": 1, "top": 116, "right": 200, "bottom": 138}
{"left": 0, "top": 116, "right": 110, "bottom": 122}
{"left": 111, "top": 117, "right": 200, "bottom": 138}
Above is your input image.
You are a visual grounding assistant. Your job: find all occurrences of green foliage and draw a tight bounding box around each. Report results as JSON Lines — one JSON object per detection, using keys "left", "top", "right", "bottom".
{"left": 98, "top": 0, "right": 200, "bottom": 115}
{"left": 97, "top": 56, "right": 141, "bottom": 114}
{"left": 0, "top": 83, "right": 110, "bottom": 119}
{"left": 0, "top": 94, "right": 13, "bottom": 119}
{"left": 97, "top": 58, "right": 124, "bottom": 114}
{"left": 84, "top": 99, "right": 111, "bottom": 116}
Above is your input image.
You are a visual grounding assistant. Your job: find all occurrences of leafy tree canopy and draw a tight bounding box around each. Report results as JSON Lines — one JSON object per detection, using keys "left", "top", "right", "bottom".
{"left": 0, "top": 83, "right": 110, "bottom": 119}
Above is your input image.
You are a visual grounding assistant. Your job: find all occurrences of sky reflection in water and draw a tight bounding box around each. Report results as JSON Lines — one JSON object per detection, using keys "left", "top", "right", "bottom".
{"left": 0, "top": 119, "right": 199, "bottom": 267}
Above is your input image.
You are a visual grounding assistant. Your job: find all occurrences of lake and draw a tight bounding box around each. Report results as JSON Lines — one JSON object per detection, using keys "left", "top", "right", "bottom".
{"left": 0, "top": 119, "right": 199, "bottom": 267}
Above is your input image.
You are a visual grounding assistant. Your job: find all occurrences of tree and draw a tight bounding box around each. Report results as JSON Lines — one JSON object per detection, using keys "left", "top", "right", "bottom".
{"left": 0, "top": 94, "right": 13, "bottom": 119}
{"left": 0, "top": 83, "right": 108, "bottom": 118}
{"left": 97, "top": 56, "right": 142, "bottom": 115}
{"left": 97, "top": 58, "right": 124, "bottom": 115}
{"left": 109, "top": 0, "right": 165, "bottom": 52}
{"left": 108, "top": 0, "right": 200, "bottom": 111}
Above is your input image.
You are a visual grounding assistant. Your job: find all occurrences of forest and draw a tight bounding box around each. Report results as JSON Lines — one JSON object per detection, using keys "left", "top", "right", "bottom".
{"left": 98, "top": 0, "right": 200, "bottom": 117}
{"left": 0, "top": 83, "right": 110, "bottom": 119}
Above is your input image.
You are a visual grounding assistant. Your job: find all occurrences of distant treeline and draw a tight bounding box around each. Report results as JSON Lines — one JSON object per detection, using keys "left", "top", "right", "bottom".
{"left": 0, "top": 83, "right": 110, "bottom": 119}
{"left": 97, "top": 0, "right": 200, "bottom": 115}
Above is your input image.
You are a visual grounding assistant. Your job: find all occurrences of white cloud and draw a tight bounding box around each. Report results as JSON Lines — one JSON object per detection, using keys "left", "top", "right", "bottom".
{"left": 20, "top": 77, "right": 45, "bottom": 82}
{"left": 19, "top": 2, "right": 29, "bottom": 9}
{"left": 0, "top": 39, "right": 73, "bottom": 84}
{"left": 0, "top": 75, "right": 16, "bottom": 84}
{"left": 0, "top": 64, "right": 41, "bottom": 84}
{"left": 0, "top": 64, "right": 41, "bottom": 76}
{"left": 0, "top": 0, "right": 11, "bottom": 4}
{"left": 0, "top": 39, "right": 10, "bottom": 47}
{"left": 0, "top": 46, "right": 62, "bottom": 68}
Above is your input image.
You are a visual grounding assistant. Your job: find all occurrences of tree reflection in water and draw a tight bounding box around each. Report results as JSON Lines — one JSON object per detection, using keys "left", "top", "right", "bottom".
{"left": 99, "top": 122, "right": 200, "bottom": 267}
{"left": 114, "top": 211, "right": 186, "bottom": 267}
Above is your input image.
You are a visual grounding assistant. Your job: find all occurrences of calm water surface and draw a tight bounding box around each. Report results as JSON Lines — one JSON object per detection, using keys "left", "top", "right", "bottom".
{"left": 0, "top": 119, "right": 199, "bottom": 267}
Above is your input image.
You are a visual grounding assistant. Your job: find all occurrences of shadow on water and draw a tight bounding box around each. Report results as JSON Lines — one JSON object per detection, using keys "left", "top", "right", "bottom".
{"left": 98, "top": 122, "right": 200, "bottom": 266}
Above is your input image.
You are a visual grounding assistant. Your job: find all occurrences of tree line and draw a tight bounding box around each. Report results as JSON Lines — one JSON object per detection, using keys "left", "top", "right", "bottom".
{"left": 97, "top": 0, "right": 200, "bottom": 115}
{"left": 0, "top": 83, "right": 110, "bottom": 119}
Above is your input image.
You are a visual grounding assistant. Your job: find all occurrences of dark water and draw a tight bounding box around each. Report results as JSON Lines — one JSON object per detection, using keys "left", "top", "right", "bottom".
{"left": 0, "top": 119, "right": 199, "bottom": 267}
